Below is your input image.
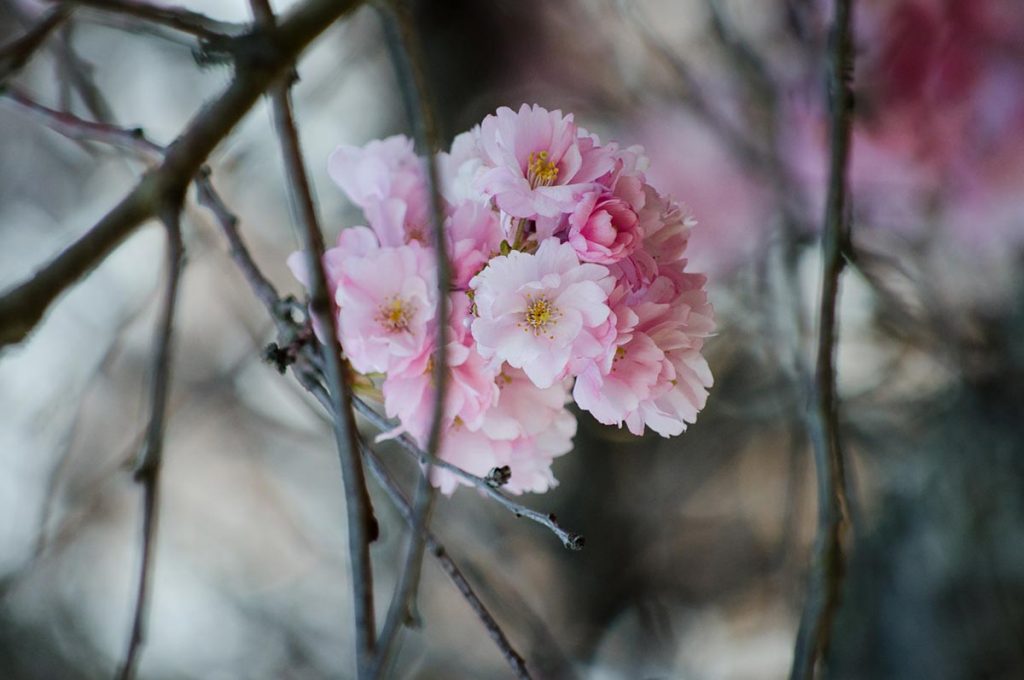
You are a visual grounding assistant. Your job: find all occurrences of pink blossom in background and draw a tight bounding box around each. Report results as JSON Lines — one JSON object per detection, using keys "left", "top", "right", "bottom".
{"left": 438, "top": 129, "right": 487, "bottom": 205}
{"left": 292, "top": 103, "right": 715, "bottom": 495}
{"left": 634, "top": 109, "right": 774, "bottom": 276}
{"left": 783, "top": 0, "right": 1024, "bottom": 246}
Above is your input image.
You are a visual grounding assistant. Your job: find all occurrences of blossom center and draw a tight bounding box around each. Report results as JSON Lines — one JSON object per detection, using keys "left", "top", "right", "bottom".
{"left": 376, "top": 296, "right": 415, "bottom": 333}
{"left": 521, "top": 293, "right": 561, "bottom": 335}
{"left": 527, "top": 150, "right": 559, "bottom": 188}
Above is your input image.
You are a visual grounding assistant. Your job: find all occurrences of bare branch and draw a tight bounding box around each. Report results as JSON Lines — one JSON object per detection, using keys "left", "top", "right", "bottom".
{"left": 0, "top": 5, "right": 70, "bottom": 85}
{"left": 372, "top": 2, "right": 451, "bottom": 676}
{"left": 361, "top": 441, "right": 532, "bottom": 680}
{"left": 193, "top": 172, "right": 291, "bottom": 326}
{"left": 0, "top": 86, "right": 294, "bottom": 337}
{"left": 248, "top": 2, "right": 377, "bottom": 674}
{"left": 58, "top": 0, "right": 244, "bottom": 40}
{"left": 0, "top": 0, "right": 364, "bottom": 350}
{"left": 1, "top": 86, "right": 162, "bottom": 159}
{"left": 117, "top": 200, "right": 185, "bottom": 680}
{"left": 790, "top": 1, "right": 856, "bottom": 678}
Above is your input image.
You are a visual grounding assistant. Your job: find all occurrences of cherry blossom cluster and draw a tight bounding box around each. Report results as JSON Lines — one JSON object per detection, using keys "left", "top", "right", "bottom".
{"left": 290, "top": 104, "right": 714, "bottom": 495}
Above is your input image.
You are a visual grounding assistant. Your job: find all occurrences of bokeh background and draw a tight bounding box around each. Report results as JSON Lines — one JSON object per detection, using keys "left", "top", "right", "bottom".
{"left": 2, "top": 0, "right": 1024, "bottom": 678}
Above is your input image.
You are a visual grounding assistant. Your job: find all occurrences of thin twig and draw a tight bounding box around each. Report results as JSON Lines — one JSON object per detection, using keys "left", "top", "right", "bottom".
{"left": 250, "top": 2, "right": 378, "bottom": 674}
{"left": 58, "top": 0, "right": 243, "bottom": 40}
{"left": 4, "top": 0, "right": 112, "bottom": 123}
{"left": 789, "top": 1, "right": 855, "bottom": 678}
{"left": 117, "top": 200, "right": 185, "bottom": 680}
{"left": 351, "top": 396, "right": 584, "bottom": 551}
{"left": 193, "top": 171, "right": 292, "bottom": 327}
{"left": 1, "top": 86, "right": 162, "bottom": 158}
{"left": 54, "top": 24, "right": 116, "bottom": 122}
{"left": 360, "top": 441, "right": 532, "bottom": 680}
{"left": 372, "top": 3, "right": 451, "bottom": 676}
{"left": 0, "top": 5, "right": 70, "bottom": 85}
{"left": 0, "top": 0, "right": 363, "bottom": 350}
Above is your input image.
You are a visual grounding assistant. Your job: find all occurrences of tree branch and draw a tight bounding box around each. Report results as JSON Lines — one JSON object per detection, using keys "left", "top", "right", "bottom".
{"left": 248, "top": 2, "right": 377, "bottom": 675}
{"left": 0, "top": 0, "right": 364, "bottom": 350}
{"left": 1, "top": 86, "right": 162, "bottom": 158}
{"left": 0, "top": 5, "right": 70, "bottom": 86}
{"left": 116, "top": 200, "right": 184, "bottom": 680}
{"left": 360, "top": 441, "right": 532, "bottom": 680}
{"left": 56, "top": 0, "right": 243, "bottom": 40}
{"left": 372, "top": 2, "right": 451, "bottom": 676}
{"left": 193, "top": 171, "right": 293, "bottom": 326}
{"left": 789, "top": 0, "right": 855, "bottom": 678}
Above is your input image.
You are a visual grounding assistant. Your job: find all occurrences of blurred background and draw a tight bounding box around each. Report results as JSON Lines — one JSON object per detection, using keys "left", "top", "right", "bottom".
{"left": 2, "top": 0, "right": 1024, "bottom": 678}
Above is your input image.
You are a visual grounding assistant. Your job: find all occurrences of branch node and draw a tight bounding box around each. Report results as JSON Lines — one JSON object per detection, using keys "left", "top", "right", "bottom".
{"left": 485, "top": 465, "right": 511, "bottom": 488}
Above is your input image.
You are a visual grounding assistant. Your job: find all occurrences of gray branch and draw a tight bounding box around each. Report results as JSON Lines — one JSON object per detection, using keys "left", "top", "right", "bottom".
{"left": 789, "top": 0, "right": 856, "bottom": 678}
{"left": 371, "top": 2, "right": 452, "bottom": 677}
{"left": 117, "top": 201, "right": 185, "bottom": 680}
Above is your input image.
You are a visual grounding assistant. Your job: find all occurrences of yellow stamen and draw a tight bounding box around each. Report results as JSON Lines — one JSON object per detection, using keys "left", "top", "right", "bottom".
{"left": 376, "top": 296, "right": 414, "bottom": 333}
{"left": 527, "top": 150, "right": 559, "bottom": 188}
{"left": 521, "top": 293, "right": 561, "bottom": 336}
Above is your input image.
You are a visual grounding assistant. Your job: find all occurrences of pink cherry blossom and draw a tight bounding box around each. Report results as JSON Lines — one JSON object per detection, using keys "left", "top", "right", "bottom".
{"left": 638, "top": 186, "right": 694, "bottom": 266}
{"left": 327, "top": 135, "right": 429, "bottom": 246}
{"left": 287, "top": 226, "right": 381, "bottom": 343}
{"left": 572, "top": 285, "right": 662, "bottom": 426}
{"left": 446, "top": 201, "right": 503, "bottom": 289}
{"left": 334, "top": 241, "right": 437, "bottom": 375}
{"left": 479, "top": 368, "right": 576, "bottom": 494}
{"left": 438, "top": 129, "right": 486, "bottom": 205}
{"left": 622, "top": 273, "right": 716, "bottom": 437}
{"left": 476, "top": 104, "right": 613, "bottom": 219}
{"left": 381, "top": 297, "right": 499, "bottom": 441}
{"left": 503, "top": 414, "right": 575, "bottom": 494}
{"left": 470, "top": 237, "right": 615, "bottom": 389}
{"left": 306, "top": 103, "right": 717, "bottom": 498}
{"left": 420, "top": 368, "right": 576, "bottom": 496}
{"left": 565, "top": 177, "right": 644, "bottom": 264}
{"left": 481, "top": 368, "right": 572, "bottom": 441}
